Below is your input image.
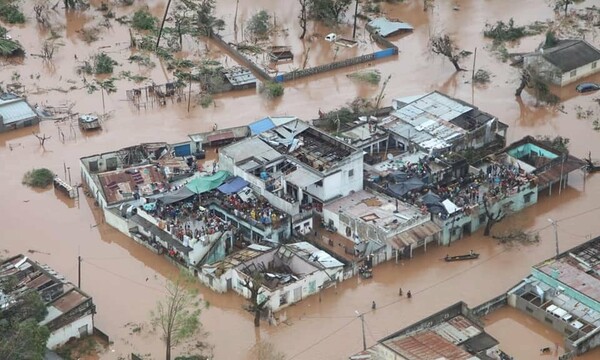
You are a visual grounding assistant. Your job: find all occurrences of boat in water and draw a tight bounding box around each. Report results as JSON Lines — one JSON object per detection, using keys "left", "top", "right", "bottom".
{"left": 444, "top": 252, "right": 479, "bottom": 262}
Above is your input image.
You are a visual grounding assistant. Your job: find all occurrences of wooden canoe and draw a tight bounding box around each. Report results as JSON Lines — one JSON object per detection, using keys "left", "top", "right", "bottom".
{"left": 444, "top": 253, "right": 479, "bottom": 262}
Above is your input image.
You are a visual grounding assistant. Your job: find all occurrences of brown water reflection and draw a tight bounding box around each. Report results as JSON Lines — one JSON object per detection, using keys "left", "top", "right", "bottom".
{"left": 1, "top": 0, "right": 600, "bottom": 359}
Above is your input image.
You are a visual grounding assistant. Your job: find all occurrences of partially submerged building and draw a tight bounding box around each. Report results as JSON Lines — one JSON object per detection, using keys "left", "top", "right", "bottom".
{"left": 323, "top": 189, "right": 439, "bottom": 264}
{"left": 199, "top": 241, "right": 344, "bottom": 312}
{"left": 500, "top": 135, "right": 587, "bottom": 195}
{"left": 219, "top": 120, "right": 364, "bottom": 220}
{"left": 508, "top": 235, "right": 600, "bottom": 355}
{"left": 0, "top": 92, "right": 40, "bottom": 132}
{"left": 381, "top": 91, "right": 508, "bottom": 154}
{"left": 350, "top": 301, "right": 510, "bottom": 360}
{"left": 80, "top": 142, "right": 290, "bottom": 268}
{"left": 523, "top": 39, "right": 600, "bottom": 86}
{"left": 0, "top": 255, "right": 96, "bottom": 349}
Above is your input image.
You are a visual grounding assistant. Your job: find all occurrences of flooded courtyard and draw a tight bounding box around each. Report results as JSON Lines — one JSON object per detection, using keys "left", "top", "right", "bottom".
{"left": 2, "top": 0, "right": 600, "bottom": 359}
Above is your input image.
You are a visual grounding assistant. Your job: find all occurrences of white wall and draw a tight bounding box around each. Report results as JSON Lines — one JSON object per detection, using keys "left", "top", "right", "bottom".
{"left": 46, "top": 314, "right": 94, "bottom": 349}
{"left": 306, "top": 152, "right": 363, "bottom": 203}
{"left": 80, "top": 159, "right": 107, "bottom": 208}
{"left": 561, "top": 61, "right": 600, "bottom": 86}
{"left": 104, "top": 208, "right": 131, "bottom": 236}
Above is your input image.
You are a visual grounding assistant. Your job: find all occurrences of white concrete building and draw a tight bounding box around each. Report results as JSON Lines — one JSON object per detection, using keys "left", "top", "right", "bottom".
{"left": 523, "top": 40, "right": 600, "bottom": 86}
{"left": 219, "top": 120, "right": 364, "bottom": 218}
{"left": 323, "top": 189, "right": 440, "bottom": 264}
{"left": 199, "top": 242, "right": 344, "bottom": 312}
{"left": 0, "top": 255, "right": 95, "bottom": 350}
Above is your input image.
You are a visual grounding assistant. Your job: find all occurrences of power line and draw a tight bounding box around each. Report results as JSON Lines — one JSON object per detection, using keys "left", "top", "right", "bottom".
{"left": 284, "top": 205, "right": 600, "bottom": 357}
{"left": 288, "top": 317, "right": 357, "bottom": 359}
{"left": 82, "top": 259, "right": 167, "bottom": 294}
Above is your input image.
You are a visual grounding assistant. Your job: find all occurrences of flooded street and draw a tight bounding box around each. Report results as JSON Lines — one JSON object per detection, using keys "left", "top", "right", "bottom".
{"left": 2, "top": 0, "right": 600, "bottom": 359}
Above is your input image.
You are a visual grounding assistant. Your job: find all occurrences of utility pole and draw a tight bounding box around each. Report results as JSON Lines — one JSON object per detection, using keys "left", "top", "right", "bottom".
{"left": 352, "top": 0, "right": 359, "bottom": 39}
{"left": 356, "top": 311, "right": 366, "bottom": 351}
{"left": 156, "top": 0, "right": 173, "bottom": 50}
{"left": 78, "top": 255, "right": 82, "bottom": 288}
{"left": 548, "top": 219, "right": 559, "bottom": 259}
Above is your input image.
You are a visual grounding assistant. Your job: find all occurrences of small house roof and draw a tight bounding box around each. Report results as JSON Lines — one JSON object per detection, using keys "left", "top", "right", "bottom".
{"left": 367, "top": 18, "right": 413, "bottom": 37}
{"left": 0, "top": 93, "right": 38, "bottom": 125}
{"left": 541, "top": 40, "right": 600, "bottom": 72}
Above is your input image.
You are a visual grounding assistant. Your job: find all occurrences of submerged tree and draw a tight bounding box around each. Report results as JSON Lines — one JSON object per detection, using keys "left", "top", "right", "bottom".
{"left": 298, "top": 0, "right": 308, "bottom": 39}
{"left": 482, "top": 197, "right": 505, "bottom": 236}
{"left": 240, "top": 271, "right": 270, "bottom": 328}
{"left": 549, "top": 0, "right": 585, "bottom": 16}
{"left": 246, "top": 10, "right": 272, "bottom": 42}
{"left": 150, "top": 274, "right": 203, "bottom": 360}
{"left": 515, "top": 66, "right": 560, "bottom": 105}
{"left": 180, "top": 0, "right": 225, "bottom": 37}
{"left": 429, "top": 34, "right": 469, "bottom": 72}
{"left": 0, "top": 289, "right": 50, "bottom": 360}
{"left": 308, "top": 0, "right": 352, "bottom": 26}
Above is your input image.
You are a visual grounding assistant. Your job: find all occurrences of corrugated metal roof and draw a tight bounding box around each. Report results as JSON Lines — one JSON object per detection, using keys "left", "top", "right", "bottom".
{"left": 386, "top": 330, "right": 476, "bottom": 360}
{"left": 249, "top": 117, "right": 276, "bottom": 135}
{"left": 0, "top": 98, "right": 37, "bottom": 125}
{"left": 368, "top": 18, "right": 413, "bottom": 37}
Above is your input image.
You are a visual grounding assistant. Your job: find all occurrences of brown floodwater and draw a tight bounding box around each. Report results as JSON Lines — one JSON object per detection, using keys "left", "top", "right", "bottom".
{"left": 2, "top": 0, "right": 600, "bottom": 359}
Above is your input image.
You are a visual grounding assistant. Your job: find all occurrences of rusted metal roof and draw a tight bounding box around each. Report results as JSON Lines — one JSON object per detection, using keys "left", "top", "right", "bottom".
{"left": 385, "top": 330, "right": 476, "bottom": 360}
{"left": 536, "top": 155, "right": 587, "bottom": 187}
{"left": 207, "top": 131, "right": 235, "bottom": 142}
{"left": 51, "top": 289, "right": 87, "bottom": 313}
{"left": 391, "top": 221, "right": 442, "bottom": 248}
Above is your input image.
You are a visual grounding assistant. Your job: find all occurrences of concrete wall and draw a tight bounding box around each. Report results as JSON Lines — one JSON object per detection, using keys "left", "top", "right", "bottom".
{"left": 80, "top": 159, "right": 107, "bottom": 209}
{"left": 232, "top": 266, "right": 342, "bottom": 312}
{"left": 472, "top": 294, "right": 508, "bottom": 318}
{"left": 523, "top": 55, "right": 600, "bottom": 86}
{"left": 560, "top": 61, "right": 600, "bottom": 86}
{"left": 46, "top": 314, "right": 94, "bottom": 349}
{"left": 435, "top": 183, "right": 538, "bottom": 245}
{"left": 104, "top": 208, "right": 131, "bottom": 236}
{"left": 531, "top": 268, "right": 600, "bottom": 311}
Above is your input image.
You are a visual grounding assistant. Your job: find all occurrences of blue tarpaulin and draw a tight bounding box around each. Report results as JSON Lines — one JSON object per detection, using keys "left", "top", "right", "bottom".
{"left": 218, "top": 176, "right": 249, "bottom": 194}
{"left": 249, "top": 117, "right": 276, "bottom": 135}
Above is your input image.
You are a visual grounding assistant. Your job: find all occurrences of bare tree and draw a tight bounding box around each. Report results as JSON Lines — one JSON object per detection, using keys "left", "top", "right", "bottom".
{"left": 482, "top": 197, "right": 506, "bottom": 236}
{"left": 515, "top": 66, "right": 560, "bottom": 105}
{"left": 241, "top": 271, "right": 270, "bottom": 328}
{"left": 150, "top": 274, "right": 203, "bottom": 360}
{"left": 33, "top": 133, "right": 51, "bottom": 147}
{"left": 429, "top": 34, "right": 468, "bottom": 72}
{"left": 34, "top": 1, "right": 51, "bottom": 28}
{"left": 41, "top": 39, "right": 62, "bottom": 60}
{"left": 299, "top": 0, "right": 308, "bottom": 39}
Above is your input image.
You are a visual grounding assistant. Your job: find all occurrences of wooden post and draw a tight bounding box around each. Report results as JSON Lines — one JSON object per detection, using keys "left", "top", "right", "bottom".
{"left": 187, "top": 77, "right": 192, "bottom": 113}
{"left": 156, "top": 0, "right": 173, "bottom": 50}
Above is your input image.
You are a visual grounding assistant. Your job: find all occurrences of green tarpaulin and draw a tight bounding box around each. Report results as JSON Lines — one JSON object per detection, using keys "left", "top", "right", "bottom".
{"left": 185, "top": 171, "right": 230, "bottom": 194}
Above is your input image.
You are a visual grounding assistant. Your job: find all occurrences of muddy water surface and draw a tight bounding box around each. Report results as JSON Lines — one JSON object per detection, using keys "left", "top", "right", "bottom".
{"left": 2, "top": 0, "right": 600, "bottom": 359}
